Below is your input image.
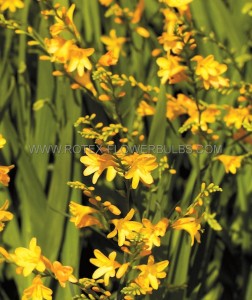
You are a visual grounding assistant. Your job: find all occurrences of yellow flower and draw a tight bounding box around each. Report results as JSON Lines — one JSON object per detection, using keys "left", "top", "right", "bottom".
{"left": 66, "top": 46, "right": 94, "bottom": 76}
{"left": 101, "top": 29, "right": 127, "bottom": 59}
{"left": 192, "top": 55, "right": 229, "bottom": 90}
{"left": 123, "top": 153, "right": 158, "bottom": 189}
{"left": 215, "top": 155, "right": 244, "bottom": 174}
{"left": 172, "top": 217, "right": 201, "bottom": 246}
{"left": 224, "top": 106, "right": 251, "bottom": 129}
{"left": 51, "top": 261, "right": 77, "bottom": 287}
{"left": 0, "top": 200, "right": 13, "bottom": 232}
{"left": 140, "top": 218, "right": 169, "bottom": 250}
{"left": 10, "top": 238, "right": 46, "bottom": 276}
{"left": 50, "top": 4, "right": 79, "bottom": 38}
{"left": 0, "top": 0, "right": 24, "bottom": 12}
{"left": 135, "top": 255, "right": 169, "bottom": 290}
{"left": 90, "top": 250, "right": 121, "bottom": 286}
{"left": 161, "top": 8, "right": 179, "bottom": 34}
{"left": 166, "top": 94, "right": 196, "bottom": 120}
{"left": 80, "top": 148, "right": 118, "bottom": 184}
{"left": 182, "top": 104, "right": 221, "bottom": 133}
{"left": 0, "top": 165, "right": 14, "bottom": 186}
{"left": 158, "top": 32, "right": 184, "bottom": 54}
{"left": 137, "top": 101, "right": 155, "bottom": 117}
{"left": 69, "top": 201, "right": 102, "bottom": 228}
{"left": 44, "top": 37, "right": 73, "bottom": 63}
{"left": 0, "top": 134, "right": 6, "bottom": 148}
{"left": 22, "top": 276, "right": 52, "bottom": 300}
{"left": 98, "top": 50, "right": 118, "bottom": 67}
{"left": 157, "top": 55, "right": 187, "bottom": 84}
{"left": 107, "top": 208, "right": 143, "bottom": 246}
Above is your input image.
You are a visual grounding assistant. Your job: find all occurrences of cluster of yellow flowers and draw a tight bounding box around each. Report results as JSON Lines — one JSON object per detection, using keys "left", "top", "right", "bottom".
{"left": 0, "top": 135, "right": 223, "bottom": 299}
{"left": 35, "top": 0, "right": 252, "bottom": 178}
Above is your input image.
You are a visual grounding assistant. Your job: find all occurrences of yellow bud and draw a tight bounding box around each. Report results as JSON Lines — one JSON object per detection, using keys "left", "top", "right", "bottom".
{"left": 71, "top": 83, "right": 80, "bottom": 89}
{"left": 175, "top": 206, "right": 182, "bottom": 213}
{"left": 27, "top": 26, "right": 33, "bottom": 34}
{"left": 15, "top": 30, "right": 26, "bottom": 34}
{"left": 135, "top": 27, "right": 150, "bottom": 38}
{"left": 119, "top": 138, "right": 128, "bottom": 143}
{"left": 39, "top": 55, "right": 51, "bottom": 61}
{"left": 201, "top": 182, "right": 206, "bottom": 192}
{"left": 139, "top": 134, "right": 145, "bottom": 141}
{"left": 95, "top": 122, "right": 104, "bottom": 128}
{"left": 33, "top": 100, "right": 47, "bottom": 111}
{"left": 52, "top": 70, "right": 64, "bottom": 76}
{"left": 99, "top": 94, "right": 111, "bottom": 101}
{"left": 212, "top": 135, "right": 219, "bottom": 140}
{"left": 152, "top": 48, "right": 162, "bottom": 57}
{"left": 27, "top": 41, "right": 39, "bottom": 46}
{"left": 108, "top": 205, "right": 121, "bottom": 215}
{"left": 118, "top": 91, "right": 126, "bottom": 97}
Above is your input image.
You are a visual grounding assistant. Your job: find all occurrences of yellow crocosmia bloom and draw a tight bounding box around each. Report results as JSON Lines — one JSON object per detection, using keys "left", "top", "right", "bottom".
{"left": 192, "top": 55, "right": 229, "bottom": 90}
{"left": 0, "top": 134, "right": 6, "bottom": 148}
{"left": 80, "top": 148, "right": 118, "bottom": 184}
{"left": 51, "top": 261, "right": 77, "bottom": 287}
{"left": 161, "top": 8, "right": 179, "bottom": 34}
{"left": 0, "top": 0, "right": 24, "bottom": 12}
{"left": 123, "top": 153, "right": 158, "bottom": 189}
{"left": 44, "top": 37, "right": 73, "bottom": 63}
{"left": 98, "top": 51, "right": 118, "bottom": 67}
{"left": 107, "top": 208, "right": 143, "bottom": 246}
{"left": 67, "top": 46, "right": 94, "bottom": 76}
{"left": 0, "top": 165, "right": 14, "bottom": 186}
{"left": 166, "top": 94, "right": 196, "bottom": 120}
{"left": 22, "top": 276, "right": 52, "bottom": 300}
{"left": 224, "top": 106, "right": 252, "bottom": 129}
{"left": 137, "top": 100, "right": 155, "bottom": 117}
{"left": 69, "top": 201, "right": 102, "bottom": 228}
{"left": 182, "top": 104, "right": 221, "bottom": 133}
{"left": 10, "top": 238, "right": 46, "bottom": 276}
{"left": 172, "top": 217, "right": 201, "bottom": 246}
{"left": 101, "top": 29, "right": 127, "bottom": 59}
{"left": 50, "top": 4, "right": 79, "bottom": 38}
{"left": 158, "top": 32, "right": 184, "bottom": 54}
{"left": 156, "top": 55, "right": 187, "bottom": 84}
{"left": 140, "top": 218, "right": 169, "bottom": 250}
{"left": 135, "top": 255, "right": 169, "bottom": 290}
{"left": 0, "top": 200, "right": 13, "bottom": 232}
{"left": 215, "top": 155, "right": 244, "bottom": 174}
{"left": 90, "top": 250, "right": 121, "bottom": 286}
